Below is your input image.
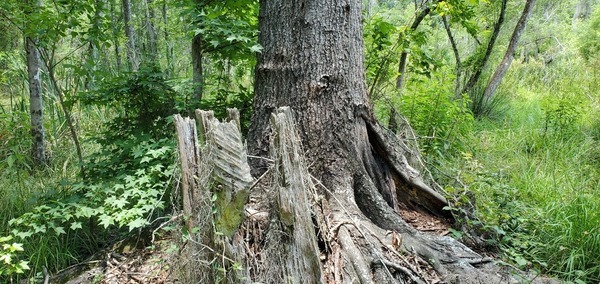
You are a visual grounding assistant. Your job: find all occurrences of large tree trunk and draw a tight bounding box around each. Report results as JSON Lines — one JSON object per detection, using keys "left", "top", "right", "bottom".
{"left": 246, "top": 0, "right": 555, "bottom": 283}
{"left": 25, "top": 0, "right": 46, "bottom": 167}
{"left": 483, "top": 0, "right": 536, "bottom": 103}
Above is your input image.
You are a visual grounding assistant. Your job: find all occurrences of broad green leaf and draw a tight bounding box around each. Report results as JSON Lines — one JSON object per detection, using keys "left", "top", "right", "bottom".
{"left": 127, "top": 218, "right": 147, "bottom": 231}
{"left": 99, "top": 215, "right": 113, "bottom": 229}
{"left": 70, "top": 222, "right": 82, "bottom": 231}
{"left": 53, "top": 227, "right": 66, "bottom": 236}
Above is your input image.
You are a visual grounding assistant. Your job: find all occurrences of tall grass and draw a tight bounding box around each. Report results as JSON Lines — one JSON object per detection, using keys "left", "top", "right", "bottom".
{"left": 461, "top": 56, "right": 600, "bottom": 282}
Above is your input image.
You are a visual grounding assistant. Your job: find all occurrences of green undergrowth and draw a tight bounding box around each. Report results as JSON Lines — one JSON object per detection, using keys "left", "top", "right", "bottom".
{"left": 0, "top": 63, "right": 254, "bottom": 282}
{"left": 0, "top": 106, "right": 102, "bottom": 280}
{"left": 443, "top": 57, "right": 600, "bottom": 282}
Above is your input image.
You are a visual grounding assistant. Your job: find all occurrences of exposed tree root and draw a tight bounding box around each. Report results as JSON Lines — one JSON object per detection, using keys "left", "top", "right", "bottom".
{"left": 172, "top": 108, "right": 558, "bottom": 284}
{"left": 233, "top": 108, "right": 558, "bottom": 284}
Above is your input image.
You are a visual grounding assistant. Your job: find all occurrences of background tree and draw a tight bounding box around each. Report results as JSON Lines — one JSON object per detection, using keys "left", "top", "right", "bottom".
{"left": 188, "top": 0, "right": 259, "bottom": 106}
{"left": 123, "top": 0, "right": 139, "bottom": 71}
{"left": 24, "top": 0, "right": 46, "bottom": 167}
{"left": 483, "top": 0, "right": 537, "bottom": 103}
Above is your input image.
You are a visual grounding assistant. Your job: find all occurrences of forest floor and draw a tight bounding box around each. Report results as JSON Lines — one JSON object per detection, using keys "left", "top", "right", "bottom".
{"left": 53, "top": 233, "right": 179, "bottom": 284}
{"left": 49, "top": 204, "right": 553, "bottom": 284}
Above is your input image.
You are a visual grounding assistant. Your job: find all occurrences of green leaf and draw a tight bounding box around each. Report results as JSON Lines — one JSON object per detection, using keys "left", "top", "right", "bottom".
{"left": 14, "top": 231, "right": 33, "bottom": 239}
{"left": 514, "top": 256, "right": 528, "bottom": 267}
{"left": 53, "top": 227, "right": 66, "bottom": 236}
{"left": 18, "top": 261, "right": 30, "bottom": 272}
{"left": 113, "top": 198, "right": 129, "bottom": 209}
{"left": 8, "top": 243, "right": 24, "bottom": 252}
{"left": 127, "top": 218, "right": 147, "bottom": 231}
{"left": 99, "top": 215, "right": 114, "bottom": 229}
{"left": 70, "top": 222, "right": 82, "bottom": 231}
{"left": 249, "top": 44, "right": 262, "bottom": 53}
{"left": 0, "top": 236, "right": 12, "bottom": 243}
{"left": 1, "top": 254, "right": 11, "bottom": 264}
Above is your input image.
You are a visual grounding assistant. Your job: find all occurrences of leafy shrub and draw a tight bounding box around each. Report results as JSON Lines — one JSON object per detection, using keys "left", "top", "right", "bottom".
{"left": 445, "top": 152, "right": 549, "bottom": 270}
{"left": 2, "top": 64, "right": 181, "bottom": 281}
{"left": 398, "top": 73, "right": 474, "bottom": 161}
{"left": 0, "top": 236, "right": 29, "bottom": 277}
{"left": 0, "top": 110, "right": 33, "bottom": 172}
{"left": 541, "top": 95, "right": 583, "bottom": 137}
{"left": 579, "top": 9, "right": 600, "bottom": 63}
{"left": 200, "top": 86, "right": 253, "bottom": 135}
{"left": 364, "top": 16, "right": 398, "bottom": 99}
{"left": 80, "top": 63, "right": 177, "bottom": 132}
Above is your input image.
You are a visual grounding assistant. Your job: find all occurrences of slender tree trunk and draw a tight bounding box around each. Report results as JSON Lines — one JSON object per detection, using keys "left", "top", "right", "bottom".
{"left": 460, "top": 0, "right": 508, "bottom": 96}
{"left": 395, "top": 4, "right": 433, "bottom": 92}
{"left": 110, "top": 0, "right": 122, "bottom": 70}
{"left": 122, "top": 0, "right": 138, "bottom": 71}
{"left": 162, "top": 1, "right": 173, "bottom": 75}
{"left": 483, "top": 0, "right": 536, "bottom": 102}
{"left": 45, "top": 62, "right": 85, "bottom": 177}
{"left": 364, "top": 0, "right": 378, "bottom": 18}
{"left": 442, "top": 16, "right": 463, "bottom": 98}
{"left": 25, "top": 0, "right": 46, "bottom": 167}
{"left": 573, "top": 0, "right": 592, "bottom": 23}
{"left": 87, "top": 0, "right": 106, "bottom": 90}
{"left": 191, "top": 34, "right": 203, "bottom": 104}
{"left": 143, "top": 0, "right": 158, "bottom": 61}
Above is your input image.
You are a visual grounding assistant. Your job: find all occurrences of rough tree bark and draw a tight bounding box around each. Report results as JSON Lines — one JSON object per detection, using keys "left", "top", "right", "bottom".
{"left": 483, "top": 0, "right": 536, "bottom": 103}
{"left": 25, "top": 0, "right": 46, "bottom": 167}
{"left": 245, "top": 0, "right": 555, "bottom": 283}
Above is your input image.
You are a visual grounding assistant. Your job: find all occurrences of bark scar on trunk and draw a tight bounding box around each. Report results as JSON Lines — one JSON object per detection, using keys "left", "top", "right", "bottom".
{"left": 359, "top": 110, "right": 451, "bottom": 219}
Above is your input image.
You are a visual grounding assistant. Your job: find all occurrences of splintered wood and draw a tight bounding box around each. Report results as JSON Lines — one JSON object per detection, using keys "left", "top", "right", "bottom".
{"left": 173, "top": 114, "right": 214, "bottom": 283}
{"left": 255, "top": 107, "right": 323, "bottom": 283}
{"left": 174, "top": 109, "right": 254, "bottom": 283}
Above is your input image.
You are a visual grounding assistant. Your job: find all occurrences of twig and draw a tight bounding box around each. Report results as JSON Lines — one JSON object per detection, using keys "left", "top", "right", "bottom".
{"left": 247, "top": 155, "right": 274, "bottom": 163}
{"left": 151, "top": 214, "right": 182, "bottom": 244}
{"left": 42, "top": 266, "right": 50, "bottom": 284}
{"left": 373, "top": 258, "right": 427, "bottom": 284}
{"left": 248, "top": 168, "right": 271, "bottom": 191}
